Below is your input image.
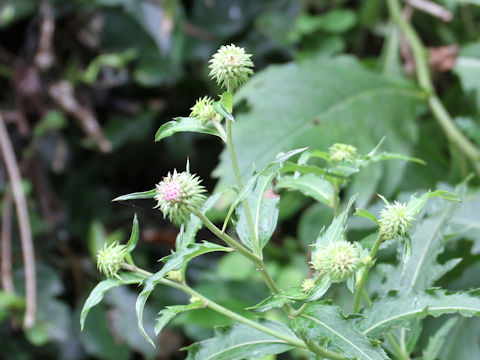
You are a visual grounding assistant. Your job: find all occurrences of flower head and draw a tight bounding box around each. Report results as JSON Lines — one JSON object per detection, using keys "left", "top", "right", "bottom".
{"left": 154, "top": 170, "right": 206, "bottom": 225}
{"left": 329, "top": 143, "right": 358, "bottom": 163}
{"left": 97, "top": 241, "right": 127, "bottom": 278}
{"left": 301, "top": 278, "right": 315, "bottom": 293}
{"left": 379, "top": 201, "right": 415, "bottom": 240}
{"left": 209, "top": 44, "right": 254, "bottom": 91}
{"left": 190, "top": 96, "right": 221, "bottom": 126}
{"left": 311, "top": 240, "right": 362, "bottom": 282}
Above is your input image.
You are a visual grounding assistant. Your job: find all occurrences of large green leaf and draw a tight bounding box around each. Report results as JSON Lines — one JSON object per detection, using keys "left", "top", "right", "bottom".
{"left": 293, "top": 303, "right": 388, "bottom": 360}
{"left": 80, "top": 272, "right": 146, "bottom": 330}
{"left": 276, "top": 173, "right": 335, "bottom": 207}
{"left": 213, "top": 57, "right": 424, "bottom": 204}
{"left": 135, "top": 242, "right": 232, "bottom": 345}
{"left": 359, "top": 289, "right": 480, "bottom": 338}
{"left": 185, "top": 320, "right": 296, "bottom": 360}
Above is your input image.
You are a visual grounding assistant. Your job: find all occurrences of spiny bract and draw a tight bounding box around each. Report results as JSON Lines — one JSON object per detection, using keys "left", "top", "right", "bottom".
{"left": 190, "top": 96, "right": 221, "bottom": 126}
{"left": 154, "top": 170, "right": 206, "bottom": 225}
{"left": 379, "top": 201, "right": 415, "bottom": 240}
{"left": 209, "top": 44, "right": 254, "bottom": 91}
{"left": 97, "top": 241, "right": 128, "bottom": 278}
{"left": 328, "top": 143, "right": 358, "bottom": 163}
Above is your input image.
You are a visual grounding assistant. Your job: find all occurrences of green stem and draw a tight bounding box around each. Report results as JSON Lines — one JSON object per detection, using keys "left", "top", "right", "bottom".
{"left": 353, "top": 233, "right": 383, "bottom": 313}
{"left": 386, "top": 333, "right": 410, "bottom": 360}
{"left": 386, "top": 0, "right": 480, "bottom": 176}
{"left": 124, "top": 264, "right": 307, "bottom": 350}
{"left": 225, "top": 120, "right": 261, "bottom": 256}
{"left": 298, "top": 332, "right": 346, "bottom": 360}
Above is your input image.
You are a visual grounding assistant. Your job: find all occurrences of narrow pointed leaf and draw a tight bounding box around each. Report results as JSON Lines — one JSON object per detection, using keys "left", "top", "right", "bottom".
{"left": 423, "top": 317, "right": 458, "bottom": 360}
{"left": 185, "top": 320, "right": 296, "bottom": 360}
{"left": 276, "top": 174, "right": 334, "bottom": 207}
{"left": 293, "top": 303, "right": 389, "bottom": 360}
{"left": 354, "top": 208, "right": 378, "bottom": 225}
{"left": 112, "top": 189, "right": 156, "bottom": 202}
{"left": 155, "top": 301, "right": 204, "bottom": 335}
{"left": 126, "top": 214, "right": 139, "bottom": 253}
{"left": 155, "top": 117, "right": 222, "bottom": 142}
{"left": 80, "top": 272, "right": 145, "bottom": 330}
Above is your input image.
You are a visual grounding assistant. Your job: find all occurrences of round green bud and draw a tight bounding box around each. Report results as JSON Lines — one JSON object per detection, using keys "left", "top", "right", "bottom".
{"left": 301, "top": 278, "right": 315, "bottom": 293}
{"left": 190, "top": 96, "right": 221, "bottom": 126}
{"left": 311, "top": 240, "right": 362, "bottom": 282}
{"left": 166, "top": 270, "right": 183, "bottom": 283}
{"left": 154, "top": 170, "right": 207, "bottom": 226}
{"left": 379, "top": 201, "right": 415, "bottom": 240}
{"left": 97, "top": 241, "right": 127, "bottom": 278}
{"left": 328, "top": 143, "right": 358, "bottom": 163}
{"left": 209, "top": 44, "right": 254, "bottom": 91}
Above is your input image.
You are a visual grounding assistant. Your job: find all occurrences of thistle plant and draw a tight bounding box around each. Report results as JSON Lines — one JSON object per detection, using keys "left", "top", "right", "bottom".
{"left": 81, "top": 44, "right": 477, "bottom": 360}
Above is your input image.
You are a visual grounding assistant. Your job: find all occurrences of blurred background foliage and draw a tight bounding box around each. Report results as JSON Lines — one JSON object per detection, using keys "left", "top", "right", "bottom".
{"left": 0, "top": 0, "right": 480, "bottom": 359}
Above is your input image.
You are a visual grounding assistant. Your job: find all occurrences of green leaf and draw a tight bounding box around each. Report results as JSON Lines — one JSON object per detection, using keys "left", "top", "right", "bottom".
{"left": 279, "top": 162, "right": 348, "bottom": 179}
{"left": 155, "top": 117, "right": 222, "bottom": 142}
{"left": 246, "top": 288, "right": 306, "bottom": 313}
{"left": 213, "top": 57, "right": 424, "bottom": 201}
{"left": 112, "top": 189, "right": 156, "bottom": 202}
{"left": 276, "top": 174, "right": 334, "bottom": 207}
{"left": 221, "top": 91, "right": 233, "bottom": 113}
{"left": 126, "top": 214, "right": 139, "bottom": 253}
{"left": 155, "top": 301, "right": 204, "bottom": 335}
{"left": 80, "top": 272, "right": 145, "bottom": 330}
{"left": 313, "top": 195, "right": 357, "bottom": 250}
{"left": 293, "top": 303, "right": 388, "bottom": 360}
{"left": 185, "top": 320, "right": 296, "bottom": 360}
{"left": 366, "top": 151, "right": 426, "bottom": 165}
{"left": 136, "top": 242, "right": 232, "bottom": 345}
{"left": 84, "top": 49, "right": 137, "bottom": 84}
{"left": 454, "top": 41, "right": 480, "bottom": 110}
{"left": 359, "top": 289, "right": 480, "bottom": 338}
{"left": 213, "top": 100, "right": 234, "bottom": 122}
{"left": 354, "top": 208, "right": 378, "bottom": 225}
{"left": 423, "top": 317, "right": 458, "bottom": 360}
{"left": 406, "top": 190, "right": 461, "bottom": 216}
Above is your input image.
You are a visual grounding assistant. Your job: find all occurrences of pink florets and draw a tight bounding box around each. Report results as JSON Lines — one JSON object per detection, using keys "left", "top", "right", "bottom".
{"left": 161, "top": 181, "right": 181, "bottom": 202}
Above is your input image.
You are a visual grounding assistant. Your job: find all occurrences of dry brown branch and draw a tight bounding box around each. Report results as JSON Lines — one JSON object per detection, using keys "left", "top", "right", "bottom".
{"left": 1, "top": 188, "right": 15, "bottom": 294}
{"left": 35, "top": 1, "right": 55, "bottom": 70}
{"left": 406, "top": 0, "right": 453, "bottom": 22}
{"left": 0, "top": 114, "right": 36, "bottom": 329}
{"left": 49, "top": 80, "right": 112, "bottom": 152}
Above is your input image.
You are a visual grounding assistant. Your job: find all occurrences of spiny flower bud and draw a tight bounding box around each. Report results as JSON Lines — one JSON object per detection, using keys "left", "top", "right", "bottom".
{"left": 328, "top": 143, "right": 358, "bottom": 163}
{"left": 209, "top": 44, "right": 254, "bottom": 91}
{"left": 301, "top": 278, "right": 315, "bottom": 293}
{"left": 379, "top": 201, "right": 415, "bottom": 240}
{"left": 190, "top": 96, "right": 221, "bottom": 126}
{"left": 97, "top": 241, "right": 127, "bottom": 278}
{"left": 311, "top": 240, "right": 362, "bottom": 282}
{"left": 154, "top": 170, "right": 206, "bottom": 225}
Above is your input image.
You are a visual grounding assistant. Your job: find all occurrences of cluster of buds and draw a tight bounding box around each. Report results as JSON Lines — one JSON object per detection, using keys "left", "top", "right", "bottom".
{"left": 190, "top": 96, "right": 222, "bottom": 126}
{"left": 328, "top": 143, "right": 358, "bottom": 163}
{"left": 209, "top": 44, "right": 254, "bottom": 91}
{"left": 378, "top": 201, "right": 415, "bottom": 240}
{"left": 311, "top": 240, "right": 362, "bottom": 282}
{"left": 154, "top": 170, "right": 206, "bottom": 225}
{"left": 97, "top": 241, "right": 128, "bottom": 278}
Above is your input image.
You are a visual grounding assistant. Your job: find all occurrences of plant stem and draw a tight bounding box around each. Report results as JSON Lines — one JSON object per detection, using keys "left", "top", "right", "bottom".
{"left": 386, "top": 0, "right": 480, "bottom": 176}
{"left": 298, "top": 332, "right": 346, "bottom": 360}
{"left": 225, "top": 119, "right": 261, "bottom": 256}
{"left": 353, "top": 233, "right": 383, "bottom": 313}
{"left": 386, "top": 333, "right": 411, "bottom": 360}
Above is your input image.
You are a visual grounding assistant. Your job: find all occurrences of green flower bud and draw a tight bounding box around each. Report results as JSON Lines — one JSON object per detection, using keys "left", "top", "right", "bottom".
{"left": 301, "top": 278, "right": 315, "bottom": 293}
{"left": 209, "top": 44, "right": 254, "bottom": 91}
{"left": 166, "top": 270, "right": 183, "bottom": 283}
{"left": 379, "top": 201, "right": 415, "bottom": 240}
{"left": 154, "top": 170, "right": 206, "bottom": 225}
{"left": 311, "top": 240, "right": 362, "bottom": 282}
{"left": 97, "top": 241, "right": 127, "bottom": 278}
{"left": 190, "top": 96, "right": 221, "bottom": 126}
{"left": 328, "top": 143, "right": 358, "bottom": 163}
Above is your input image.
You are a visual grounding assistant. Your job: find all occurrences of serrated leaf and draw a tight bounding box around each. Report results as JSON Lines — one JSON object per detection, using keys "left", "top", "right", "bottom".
{"left": 354, "top": 208, "right": 378, "bottom": 225}
{"left": 293, "top": 303, "right": 389, "bottom": 360}
{"left": 155, "top": 117, "right": 222, "bottom": 142}
{"left": 313, "top": 195, "right": 357, "bottom": 250}
{"left": 213, "top": 57, "right": 424, "bottom": 202}
{"left": 155, "top": 302, "right": 204, "bottom": 335}
{"left": 136, "top": 242, "right": 232, "bottom": 345}
{"left": 80, "top": 272, "right": 145, "bottom": 330}
{"left": 185, "top": 320, "right": 296, "bottom": 360}
{"left": 359, "top": 290, "right": 480, "bottom": 338}
{"left": 406, "top": 190, "right": 461, "bottom": 216}
{"left": 423, "top": 317, "right": 458, "bottom": 360}
{"left": 112, "top": 189, "right": 156, "bottom": 202}
{"left": 276, "top": 174, "right": 334, "bottom": 207}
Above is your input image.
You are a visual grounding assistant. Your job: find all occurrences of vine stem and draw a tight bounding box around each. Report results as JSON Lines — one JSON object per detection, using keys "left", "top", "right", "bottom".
{"left": 386, "top": 0, "right": 480, "bottom": 176}
{"left": 353, "top": 233, "right": 382, "bottom": 313}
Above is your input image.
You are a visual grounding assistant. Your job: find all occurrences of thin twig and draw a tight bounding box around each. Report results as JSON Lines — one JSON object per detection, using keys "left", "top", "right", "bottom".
{"left": 406, "top": 0, "right": 453, "bottom": 22}
{"left": 1, "top": 188, "right": 15, "bottom": 294}
{"left": 0, "top": 114, "right": 36, "bottom": 329}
